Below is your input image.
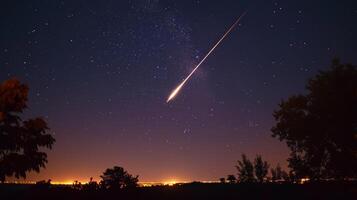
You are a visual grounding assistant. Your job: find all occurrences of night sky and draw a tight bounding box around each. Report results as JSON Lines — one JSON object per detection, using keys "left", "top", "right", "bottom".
{"left": 1, "top": 0, "right": 357, "bottom": 183}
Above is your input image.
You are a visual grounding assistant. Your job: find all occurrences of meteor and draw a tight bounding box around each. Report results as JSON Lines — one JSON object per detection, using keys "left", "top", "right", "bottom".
{"left": 166, "top": 11, "right": 247, "bottom": 103}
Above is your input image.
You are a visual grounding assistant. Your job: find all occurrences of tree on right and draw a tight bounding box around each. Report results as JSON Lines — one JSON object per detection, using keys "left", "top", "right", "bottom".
{"left": 271, "top": 58, "right": 357, "bottom": 180}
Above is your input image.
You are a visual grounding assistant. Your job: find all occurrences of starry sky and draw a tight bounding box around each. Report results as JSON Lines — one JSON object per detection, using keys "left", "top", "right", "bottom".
{"left": 1, "top": 0, "right": 357, "bottom": 183}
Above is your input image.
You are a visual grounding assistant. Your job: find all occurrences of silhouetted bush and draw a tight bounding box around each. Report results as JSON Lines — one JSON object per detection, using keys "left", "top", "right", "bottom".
{"left": 235, "top": 154, "right": 276, "bottom": 183}
{"left": 72, "top": 180, "right": 82, "bottom": 190}
{"left": 226, "top": 175, "right": 236, "bottom": 184}
{"left": 271, "top": 164, "right": 289, "bottom": 183}
{"left": 219, "top": 177, "right": 226, "bottom": 183}
{"left": 254, "top": 155, "right": 269, "bottom": 183}
{"left": 100, "top": 166, "right": 139, "bottom": 190}
{"left": 82, "top": 177, "right": 99, "bottom": 191}
{"left": 236, "top": 154, "right": 255, "bottom": 183}
{"left": 35, "top": 179, "right": 52, "bottom": 190}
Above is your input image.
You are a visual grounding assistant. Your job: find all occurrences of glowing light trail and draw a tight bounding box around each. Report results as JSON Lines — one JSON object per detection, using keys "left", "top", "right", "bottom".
{"left": 166, "top": 11, "right": 247, "bottom": 102}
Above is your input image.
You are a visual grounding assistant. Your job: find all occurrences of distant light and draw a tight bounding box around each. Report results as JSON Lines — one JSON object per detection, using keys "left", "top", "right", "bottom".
{"left": 300, "top": 178, "right": 310, "bottom": 184}
{"left": 52, "top": 181, "right": 77, "bottom": 185}
{"left": 163, "top": 180, "right": 177, "bottom": 186}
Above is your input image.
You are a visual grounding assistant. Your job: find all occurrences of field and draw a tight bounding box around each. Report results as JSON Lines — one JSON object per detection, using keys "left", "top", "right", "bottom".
{"left": 1, "top": 181, "right": 356, "bottom": 200}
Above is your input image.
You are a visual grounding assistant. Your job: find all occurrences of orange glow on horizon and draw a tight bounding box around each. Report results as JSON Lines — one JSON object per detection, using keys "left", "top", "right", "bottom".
{"left": 52, "top": 180, "right": 82, "bottom": 185}
{"left": 163, "top": 180, "right": 177, "bottom": 186}
{"left": 162, "top": 178, "right": 184, "bottom": 186}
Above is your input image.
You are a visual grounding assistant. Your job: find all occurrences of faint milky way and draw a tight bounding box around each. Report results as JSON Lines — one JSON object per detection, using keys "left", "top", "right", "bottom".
{"left": 167, "top": 11, "right": 246, "bottom": 102}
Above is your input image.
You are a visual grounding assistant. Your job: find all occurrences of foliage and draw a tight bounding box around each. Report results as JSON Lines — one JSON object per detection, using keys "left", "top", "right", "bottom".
{"left": 236, "top": 154, "right": 254, "bottom": 183}
{"left": 226, "top": 174, "right": 236, "bottom": 183}
{"left": 72, "top": 180, "right": 82, "bottom": 190}
{"left": 100, "top": 166, "right": 139, "bottom": 190}
{"left": 219, "top": 177, "right": 226, "bottom": 183}
{"left": 82, "top": 177, "right": 99, "bottom": 191}
{"left": 0, "top": 78, "right": 55, "bottom": 182}
{"left": 271, "top": 164, "right": 289, "bottom": 182}
{"left": 254, "top": 155, "right": 269, "bottom": 183}
{"left": 271, "top": 59, "right": 357, "bottom": 180}
{"left": 236, "top": 154, "right": 272, "bottom": 183}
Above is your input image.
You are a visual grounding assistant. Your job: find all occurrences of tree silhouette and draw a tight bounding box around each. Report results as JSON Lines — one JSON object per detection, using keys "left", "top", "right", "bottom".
{"left": 254, "top": 155, "right": 269, "bottom": 183}
{"left": 83, "top": 177, "right": 99, "bottom": 191}
{"left": 100, "top": 166, "right": 139, "bottom": 190}
{"left": 72, "top": 180, "right": 82, "bottom": 190}
{"left": 271, "top": 59, "right": 357, "bottom": 180}
{"left": 236, "top": 154, "right": 255, "bottom": 183}
{"left": 271, "top": 164, "right": 289, "bottom": 182}
{"left": 35, "top": 179, "right": 52, "bottom": 189}
{"left": 236, "top": 154, "right": 273, "bottom": 183}
{"left": 226, "top": 174, "right": 236, "bottom": 184}
{"left": 0, "top": 78, "right": 55, "bottom": 182}
{"left": 219, "top": 177, "right": 226, "bottom": 184}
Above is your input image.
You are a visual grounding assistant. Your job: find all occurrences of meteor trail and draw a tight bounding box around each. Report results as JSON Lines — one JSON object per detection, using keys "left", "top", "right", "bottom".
{"left": 166, "top": 11, "right": 247, "bottom": 103}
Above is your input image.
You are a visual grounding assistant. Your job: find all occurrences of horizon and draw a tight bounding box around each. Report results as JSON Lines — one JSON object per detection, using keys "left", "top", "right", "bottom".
{"left": 1, "top": 0, "right": 357, "bottom": 184}
{"left": 3, "top": 180, "right": 219, "bottom": 186}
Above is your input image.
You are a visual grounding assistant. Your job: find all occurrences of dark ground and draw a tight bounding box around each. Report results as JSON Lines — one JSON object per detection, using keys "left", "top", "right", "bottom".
{"left": 1, "top": 181, "right": 356, "bottom": 200}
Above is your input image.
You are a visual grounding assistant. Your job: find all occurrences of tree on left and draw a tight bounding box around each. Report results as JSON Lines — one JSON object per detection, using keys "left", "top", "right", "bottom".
{"left": 0, "top": 78, "right": 55, "bottom": 182}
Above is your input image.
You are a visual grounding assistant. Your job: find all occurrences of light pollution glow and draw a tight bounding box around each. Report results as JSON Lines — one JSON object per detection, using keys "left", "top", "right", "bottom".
{"left": 6, "top": 180, "right": 220, "bottom": 187}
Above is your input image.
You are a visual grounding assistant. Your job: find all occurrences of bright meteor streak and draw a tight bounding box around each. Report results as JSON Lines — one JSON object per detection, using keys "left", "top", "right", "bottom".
{"left": 166, "top": 11, "right": 247, "bottom": 103}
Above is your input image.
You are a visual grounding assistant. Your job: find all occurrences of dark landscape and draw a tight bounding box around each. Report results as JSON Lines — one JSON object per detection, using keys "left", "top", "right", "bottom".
{"left": 2, "top": 181, "right": 357, "bottom": 200}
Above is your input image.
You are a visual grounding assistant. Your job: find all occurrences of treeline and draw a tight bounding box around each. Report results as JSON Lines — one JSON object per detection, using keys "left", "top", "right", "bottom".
{"left": 221, "top": 154, "right": 293, "bottom": 184}
{"left": 36, "top": 166, "right": 139, "bottom": 191}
